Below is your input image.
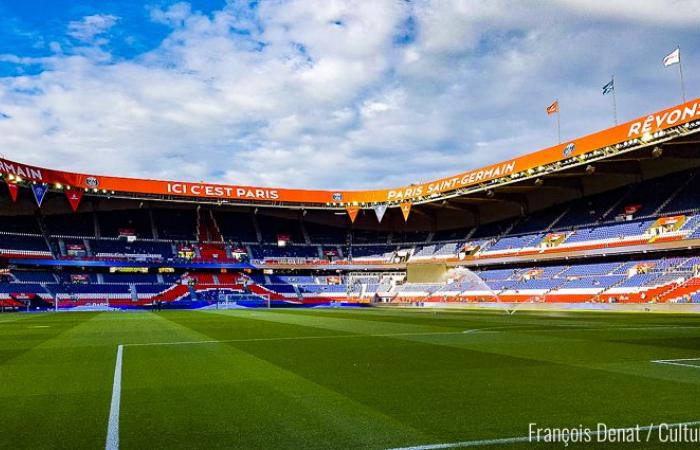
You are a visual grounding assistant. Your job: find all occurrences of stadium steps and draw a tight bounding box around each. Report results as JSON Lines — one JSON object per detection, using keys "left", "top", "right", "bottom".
{"left": 129, "top": 284, "right": 138, "bottom": 302}
{"left": 40, "top": 283, "right": 54, "bottom": 300}
{"left": 209, "top": 210, "right": 224, "bottom": 241}
{"left": 246, "top": 283, "right": 286, "bottom": 301}
{"left": 153, "top": 284, "right": 190, "bottom": 302}
{"left": 658, "top": 276, "right": 700, "bottom": 302}
{"left": 550, "top": 266, "right": 571, "bottom": 278}
{"left": 252, "top": 213, "right": 263, "bottom": 243}
{"left": 640, "top": 274, "right": 686, "bottom": 302}
{"left": 300, "top": 219, "right": 311, "bottom": 244}
{"left": 149, "top": 209, "right": 159, "bottom": 239}
{"left": 483, "top": 219, "right": 521, "bottom": 252}
{"left": 293, "top": 284, "right": 303, "bottom": 301}
{"left": 83, "top": 239, "right": 93, "bottom": 257}
{"left": 464, "top": 227, "right": 477, "bottom": 240}
{"left": 34, "top": 213, "right": 57, "bottom": 258}
{"left": 197, "top": 209, "right": 227, "bottom": 260}
{"left": 92, "top": 211, "right": 101, "bottom": 238}
{"left": 224, "top": 243, "right": 234, "bottom": 259}
{"left": 545, "top": 207, "right": 571, "bottom": 233}
{"left": 687, "top": 216, "right": 700, "bottom": 237}
{"left": 57, "top": 238, "right": 67, "bottom": 256}
{"left": 601, "top": 185, "right": 635, "bottom": 221}
{"left": 656, "top": 172, "right": 697, "bottom": 215}
{"left": 592, "top": 276, "right": 630, "bottom": 303}
{"left": 608, "top": 261, "right": 629, "bottom": 275}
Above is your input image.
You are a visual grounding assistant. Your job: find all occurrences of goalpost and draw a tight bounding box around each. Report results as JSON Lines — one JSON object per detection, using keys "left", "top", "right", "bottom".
{"left": 216, "top": 292, "right": 271, "bottom": 309}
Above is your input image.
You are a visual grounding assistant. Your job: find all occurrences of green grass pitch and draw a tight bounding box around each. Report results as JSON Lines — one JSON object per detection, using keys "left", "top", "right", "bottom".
{"left": 1, "top": 308, "right": 700, "bottom": 449}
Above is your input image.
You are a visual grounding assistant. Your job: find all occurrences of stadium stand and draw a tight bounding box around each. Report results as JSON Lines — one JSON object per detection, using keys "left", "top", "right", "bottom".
{"left": 3, "top": 99, "right": 700, "bottom": 311}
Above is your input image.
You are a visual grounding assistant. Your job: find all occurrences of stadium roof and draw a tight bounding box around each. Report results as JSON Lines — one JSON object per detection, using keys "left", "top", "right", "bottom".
{"left": 2, "top": 97, "right": 700, "bottom": 213}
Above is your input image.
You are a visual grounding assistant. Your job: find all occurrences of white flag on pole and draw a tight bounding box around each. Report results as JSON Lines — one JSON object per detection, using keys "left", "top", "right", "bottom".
{"left": 663, "top": 48, "right": 680, "bottom": 67}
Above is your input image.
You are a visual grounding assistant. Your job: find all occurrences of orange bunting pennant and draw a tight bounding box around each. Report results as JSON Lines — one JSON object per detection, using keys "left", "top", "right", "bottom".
{"left": 346, "top": 207, "right": 360, "bottom": 223}
{"left": 400, "top": 202, "right": 411, "bottom": 221}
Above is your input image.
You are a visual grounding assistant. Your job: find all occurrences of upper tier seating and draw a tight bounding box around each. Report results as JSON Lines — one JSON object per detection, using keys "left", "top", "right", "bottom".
{"left": 352, "top": 229, "right": 391, "bottom": 244}
{"left": 257, "top": 215, "right": 304, "bottom": 243}
{"left": 554, "top": 187, "right": 629, "bottom": 229}
{"left": 12, "top": 271, "right": 57, "bottom": 283}
{"left": 0, "top": 234, "right": 50, "bottom": 252}
{"left": 510, "top": 206, "right": 566, "bottom": 235}
{"left": 102, "top": 273, "right": 159, "bottom": 284}
{"left": 90, "top": 240, "right": 174, "bottom": 259}
{"left": 0, "top": 215, "right": 41, "bottom": 234}
{"left": 412, "top": 242, "right": 462, "bottom": 259}
{"left": 153, "top": 209, "right": 197, "bottom": 240}
{"left": 392, "top": 231, "right": 431, "bottom": 243}
{"left": 304, "top": 222, "right": 347, "bottom": 244}
{"left": 564, "top": 220, "right": 653, "bottom": 244}
{"left": 44, "top": 213, "right": 94, "bottom": 237}
{"left": 431, "top": 228, "right": 470, "bottom": 242}
{"left": 0, "top": 283, "right": 45, "bottom": 294}
{"left": 213, "top": 210, "right": 258, "bottom": 242}
{"left": 98, "top": 210, "right": 153, "bottom": 238}
{"left": 350, "top": 245, "right": 395, "bottom": 260}
{"left": 250, "top": 245, "right": 318, "bottom": 260}
{"left": 663, "top": 173, "right": 700, "bottom": 214}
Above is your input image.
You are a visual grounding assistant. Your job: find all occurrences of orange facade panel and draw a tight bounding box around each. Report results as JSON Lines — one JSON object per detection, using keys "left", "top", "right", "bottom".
{"left": 1, "top": 97, "right": 699, "bottom": 205}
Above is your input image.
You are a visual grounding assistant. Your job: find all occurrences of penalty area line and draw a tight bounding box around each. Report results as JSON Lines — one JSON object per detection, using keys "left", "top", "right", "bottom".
{"left": 121, "top": 329, "right": 507, "bottom": 348}
{"left": 101, "top": 326, "right": 512, "bottom": 449}
{"left": 101, "top": 328, "right": 489, "bottom": 448}
{"left": 105, "top": 344, "right": 123, "bottom": 450}
{"left": 652, "top": 357, "right": 700, "bottom": 369}
{"left": 386, "top": 420, "right": 700, "bottom": 450}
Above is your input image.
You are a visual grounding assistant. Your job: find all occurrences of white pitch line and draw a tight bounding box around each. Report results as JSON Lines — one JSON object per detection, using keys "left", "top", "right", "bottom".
{"left": 124, "top": 322, "right": 670, "bottom": 349}
{"left": 101, "top": 329, "right": 494, "bottom": 449}
{"left": 652, "top": 357, "right": 700, "bottom": 369}
{"left": 386, "top": 420, "right": 700, "bottom": 450}
{"left": 104, "top": 326, "right": 507, "bottom": 446}
{"left": 122, "top": 329, "right": 495, "bottom": 347}
{"left": 106, "top": 344, "right": 123, "bottom": 450}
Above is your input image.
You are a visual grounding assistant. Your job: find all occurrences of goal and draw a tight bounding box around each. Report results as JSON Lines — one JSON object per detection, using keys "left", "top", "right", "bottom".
{"left": 215, "top": 292, "right": 271, "bottom": 309}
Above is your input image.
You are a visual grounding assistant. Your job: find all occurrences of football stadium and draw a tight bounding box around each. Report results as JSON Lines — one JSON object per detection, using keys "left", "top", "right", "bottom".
{"left": 2, "top": 1, "right": 700, "bottom": 449}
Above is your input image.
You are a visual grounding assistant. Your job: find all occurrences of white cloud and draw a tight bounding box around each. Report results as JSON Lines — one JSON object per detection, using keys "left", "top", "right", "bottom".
{"left": 0, "top": 0, "right": 698, "bottom": 191}
{"left": 67, "top": 14, "right": 119, "bottom": 45}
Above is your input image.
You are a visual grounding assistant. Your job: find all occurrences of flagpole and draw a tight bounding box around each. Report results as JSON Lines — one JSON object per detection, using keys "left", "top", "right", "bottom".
{"left": 611, "top": 75, "right": 618, "bottom": 125}
{"left": 678, "top": 45, "right": 687, "bottom": 104}
{"left": 556, "top": 100, "right": 561, "bottom": 144}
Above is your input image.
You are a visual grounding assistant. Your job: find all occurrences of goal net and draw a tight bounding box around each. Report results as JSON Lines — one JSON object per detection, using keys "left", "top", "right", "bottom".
{"left": 215, "top": 292, "right": 271, "bottom": 309}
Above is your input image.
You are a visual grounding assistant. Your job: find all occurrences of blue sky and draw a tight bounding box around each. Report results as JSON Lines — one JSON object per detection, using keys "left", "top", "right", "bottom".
{"left": 0, "top": 0, "right": 699, "bottom": 189}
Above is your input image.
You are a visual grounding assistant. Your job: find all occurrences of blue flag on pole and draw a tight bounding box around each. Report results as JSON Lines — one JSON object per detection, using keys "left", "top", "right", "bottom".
{"left": 31, "top": 183, "right": 48, "bottom": 207}
{"left": 602, "top": 79, "right": 614, "bottom": 95}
